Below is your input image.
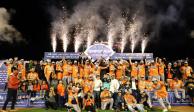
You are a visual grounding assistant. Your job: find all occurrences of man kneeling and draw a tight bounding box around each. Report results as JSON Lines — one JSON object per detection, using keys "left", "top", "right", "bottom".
{"left": 124, "top": 89, "right": 145, "bottom": 112}
{"left": 100, "top": 87, "right": 113, "bottom": 110}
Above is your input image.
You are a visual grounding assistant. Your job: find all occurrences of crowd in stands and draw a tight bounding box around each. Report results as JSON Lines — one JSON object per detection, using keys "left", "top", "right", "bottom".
{"left": 2, "top": 57, "right": 194, "bottom": 112}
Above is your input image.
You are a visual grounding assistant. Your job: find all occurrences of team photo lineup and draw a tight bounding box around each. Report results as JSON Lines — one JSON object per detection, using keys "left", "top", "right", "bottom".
{"left": 1, "top": 0, "right": 194, "bottom": 112}
{"left": 1, "top": 57, "right": 194, "bottom": 112}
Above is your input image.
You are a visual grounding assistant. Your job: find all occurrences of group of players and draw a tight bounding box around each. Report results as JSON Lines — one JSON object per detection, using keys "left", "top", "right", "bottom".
{"left": 2, "top": 57, "right": 194, "bottom": 112}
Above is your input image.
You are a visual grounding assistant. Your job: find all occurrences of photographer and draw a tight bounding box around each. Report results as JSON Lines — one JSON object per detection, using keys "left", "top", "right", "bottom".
{"left": 45, "top": 87, "right": 57, "bottom": 110}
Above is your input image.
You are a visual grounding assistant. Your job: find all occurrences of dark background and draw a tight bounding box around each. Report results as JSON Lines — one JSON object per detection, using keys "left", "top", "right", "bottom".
{"left": 0, "top": 0, "right": 194, "bottom": 60}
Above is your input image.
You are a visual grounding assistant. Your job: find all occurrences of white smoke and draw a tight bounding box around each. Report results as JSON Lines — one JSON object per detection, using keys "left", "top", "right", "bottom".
{"left": 46, "top": 0, "right": 185, "bottom": 53}
{"left": 0, "top": 8, "right": 23, "bottom": 43}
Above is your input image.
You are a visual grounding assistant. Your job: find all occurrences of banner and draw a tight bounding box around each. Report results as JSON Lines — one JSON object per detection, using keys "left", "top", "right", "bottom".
{"left": 110, "top": 53, "right": 153, "bottom": 60}
{"left": 85, "top": 44, "right": 115, "bottom": 60}
{"left": 0, "top": 92, "right": 45, "bottom": 107}
{"left": 0, "top": 92, "right": 29, "bottom": 107}
{"left": 0, "top": 61, "right": 7, "bottom": 90}
{"left": 44, "top": 52, "right": 80, "bottom": 60}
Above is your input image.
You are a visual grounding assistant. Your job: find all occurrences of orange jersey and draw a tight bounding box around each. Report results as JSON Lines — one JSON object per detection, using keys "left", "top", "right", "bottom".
{"left": 149, "top": 65, "right": 159, "bottom": 76}
{"left": 109, "top": 64, "right": 115, "bottom": 76}
{"left": 57, "top": 84, "right": 65, "bottom": 96}
{"left": 67, "top": 65, "right": 73, "bottom": 74}
{"left": 92, "top": 66, "right": 101, "bottom": 75}
{"left": 131, "top": 64, "right": 138, "bottom": 78}
{"left": 84, "top": 99, "right": 94, "bottom": 106}
{"left": 7, "top": 64, "right": 12, "bottom": 77}
{"left": 8, "top": 74, "right": 20, "bottom": 89}
{"left": 100, "top": 90, "right": 111, "bottom": 102}
{"left": 57, "top": 72, "right": 63, "bottom": 80}
{"left": 145, "top": 80, "right": 154, "bottom": 91}
{"left": 72, "top": 65, "right": 79, "bottom": 78}
{"left": 79, "top": 65, "right": 84, "bottom": 78}
{"left": 124, "top": 94, "right": 136, "bottom": 104}
{"left": 68, "top": 89, "right": 78, "bottom": 104}
{"left": 84, "top": 65, "right": 92, "bottom": 78}
{"left": 116, "top": 65, "right": 123, "bottom": 79}
{"left": 62, "top": 63, "right": 68, "bottom": 76}
{"left": 41, "top": 84, "right": 48, "bottom": 90}
{"left": 167, "top": 68, "right": 173, "bottom": 79}
{"left": 27, "top": 72, "right": 39, "bottom": 81}
{"left": 138, "top": 80, "right": 146, "bottom": 91}
{"left": 74, "top": 77, "right": 83, "bottom": 84}
{"left": 33, "top": 84, "right": 40, "bottom": 92}
{"left": 154, "top": 81, "right": 168, "bottom": 98}
{"left": 44, "top": 65, "right": 53, "bottom": 80}
{"left": 138, "top": 65, "right": 145, "bottom": 77}
{"left": 56, "top": 64, "right": 62, "bottom": 71}
{"left": 158, "top": 63, "right": 165, "bottom": 75}
{"left": 83, "top": 80, "right": 94, "bottom": 93}
{"left": 182, "top": 66, "right": 192, "bottom": 79}
{"left": 18, "top": 64, "right": 26, "bottom": 80}
{"left": 170, "top": 80, "right": 183, "bottom": 90}
{"left": 122, "top": 64, "right": 127, "bottom": 76}
{"left": 109, "top": 64, "right": 115, "bottom": 71}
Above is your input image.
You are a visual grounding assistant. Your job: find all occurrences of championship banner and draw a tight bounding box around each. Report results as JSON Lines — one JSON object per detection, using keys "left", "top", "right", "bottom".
{"left": 84, "top": 43, "right": 115, "bottom": 60}
{"left": 44, "top": 44, "right": 153, "bottom": 60}
{"left": 0, "top": 60, "right": 7, "bottom": 90}
{"left": 110, "top": 53, "right": 153, "bottom": 60}
{"left": 0, "top": 92, "right": 28, "bottom": 107}
{"left": 44, "top": 52, "right": 80, "bottom": 59}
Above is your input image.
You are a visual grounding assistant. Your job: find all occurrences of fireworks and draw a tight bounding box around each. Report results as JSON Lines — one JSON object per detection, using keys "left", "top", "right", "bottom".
{"left": 60, "top": 25, "right": 69, "bottom": 52}
{"left": 107, "top": 30, "right": 115, "bottom": 48}
{"left": 51, "top": 32, "right": 57, "bottom": 52}
{"left": 131, "top": 38, "right": 137, "bottom": 53}
{"left": 141, "top": 38, "right": 148, "bottom": 53}
{"left": 120, "top": 21, "right": 127, "bottom": 53}
{"left": 87, "top": 30, "right": 95, "bottom": 49}
{"left": 61, "top": 35, "right": 68, "bottom": 52}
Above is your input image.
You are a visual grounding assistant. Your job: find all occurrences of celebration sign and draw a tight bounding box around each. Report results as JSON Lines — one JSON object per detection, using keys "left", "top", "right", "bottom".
{"left": 44, "top": 44, "right": 153, "bottom": 60}
{"left": 0, "top": 60, "right": 7, "bottom": 90}
{"left": 84, "top": 43, "right": 115, "bottom": 60}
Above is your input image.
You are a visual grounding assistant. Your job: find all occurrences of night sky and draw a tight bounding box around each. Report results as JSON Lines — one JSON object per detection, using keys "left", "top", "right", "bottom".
{"left": 0, "top": 0, "right": 194, "bottom": 60}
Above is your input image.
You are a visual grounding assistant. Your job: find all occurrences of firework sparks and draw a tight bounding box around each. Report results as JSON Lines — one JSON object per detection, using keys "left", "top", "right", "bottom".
{"left": 51, "top": 32, "right": 57, "bottom": 52}
{"left": 141, "top": 38, "right": 148, "bottom": 53}
{"left": 60, "top": 24, "right": 69, "bottom": 52}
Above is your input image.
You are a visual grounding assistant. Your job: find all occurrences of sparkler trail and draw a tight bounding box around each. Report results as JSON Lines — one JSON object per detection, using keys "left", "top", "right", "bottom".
{"left": 141, "top": 39, "right": 147, "bottom": 53}
{"left": 87, "top": 30, "right": 95, "bottom": 49}
{"left": 60, "top": 24, "right": 69, "bottom": 52}
{"left": 51, "top": 32, "right": 57, "bottom": 52}
{"left": 120, "top": 19, "right": 127, "bottom": 53}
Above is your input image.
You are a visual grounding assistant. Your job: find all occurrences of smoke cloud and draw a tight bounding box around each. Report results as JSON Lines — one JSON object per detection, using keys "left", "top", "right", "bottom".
{"left": 46, "top": 0, "right": 185, "bottom": 53}
{"left": 0, "top": 8, "right": 23, "bottom": 43}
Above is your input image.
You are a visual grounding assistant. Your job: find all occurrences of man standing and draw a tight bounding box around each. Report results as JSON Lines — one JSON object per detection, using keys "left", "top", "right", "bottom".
{"left": 93, "top": 75, "right": 102, "bottom": 109}
{"left": 181, "top": 61, "right": 193, "bottom": 81}
{"left": 2, "top": 67, "right": 20, "bottom": 112}
{"left": 109, "top": 75, "right": 120, "bottom": 108}
{"left": 44, "top": 60, "right": 54, "bottom": 84}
